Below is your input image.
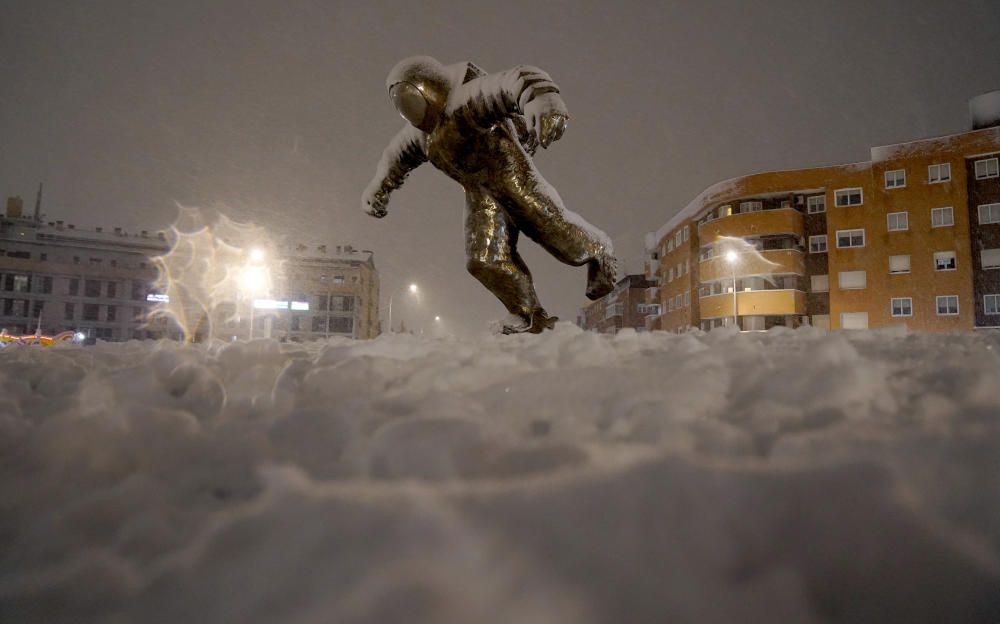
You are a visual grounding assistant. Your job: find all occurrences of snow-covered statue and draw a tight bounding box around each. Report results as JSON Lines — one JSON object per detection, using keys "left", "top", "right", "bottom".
{"left": 363, "top": 56, "right": 618, "bottom": 334}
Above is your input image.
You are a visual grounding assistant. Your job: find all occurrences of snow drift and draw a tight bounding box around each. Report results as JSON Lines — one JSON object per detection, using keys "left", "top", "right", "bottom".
{"left": 1, "top": 324, "right": 999, "bottom": 623}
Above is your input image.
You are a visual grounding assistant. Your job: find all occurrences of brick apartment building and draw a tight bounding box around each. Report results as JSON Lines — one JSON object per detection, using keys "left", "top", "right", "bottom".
{"left": 644, "top": 91, "right": 1000, "bottom": 332}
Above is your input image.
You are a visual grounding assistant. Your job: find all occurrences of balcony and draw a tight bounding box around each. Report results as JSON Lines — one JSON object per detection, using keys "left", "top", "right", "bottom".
{"left": 699, "top": 289, "right": 806, "bottom": 318}
{"left": 698, "top": 208, "right": 804, "bottom": 240}
{"left": 699, "top": 249, "right": 805, "bottom": 282}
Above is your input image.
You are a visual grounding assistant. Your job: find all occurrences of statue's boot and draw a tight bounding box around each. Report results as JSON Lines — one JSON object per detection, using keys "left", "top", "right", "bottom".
{"left": 586, "top": 252, "right": 619, "bottom": 300}
{"left": 502, "top": 308, "right": 558, "bottom": 334}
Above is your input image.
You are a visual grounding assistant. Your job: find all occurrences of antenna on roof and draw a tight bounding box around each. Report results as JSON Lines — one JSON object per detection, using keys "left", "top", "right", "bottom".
{"left": 33, "top": 183, "right": 43, "bottom": 222}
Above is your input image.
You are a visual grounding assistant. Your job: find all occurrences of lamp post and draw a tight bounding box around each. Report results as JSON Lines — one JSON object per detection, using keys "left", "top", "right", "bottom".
{"left": 725, "top": 250, "right": 739, "bottom": 330}
{"left": 386, "top": 283, "right": 418, "bottom": 333}
{"left": 240, "top": 248, "right": 269, "bottom": 339}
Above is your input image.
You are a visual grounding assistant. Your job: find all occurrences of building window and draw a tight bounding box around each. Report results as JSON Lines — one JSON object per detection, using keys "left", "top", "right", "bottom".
{"left": 290, "top": 316, "right": 301, "bottom": 331}
{"left": 106, "top": 305, "right": 117, "bottom": 322}
{"left": 838, "top": 270, "right": 867, "bottom": 290}
{"left": 985, "top": 294, "right": 1000, "bottom": 315}
{"left": 69, "top": 279, "right": 79, "bottom": 296}
{"left": 836, "top": 229, "right": 865, "bottom": 248}
{"left": 107, "top": 282, "right": 117, "bottom": 298}
{"left": 841, "top": 312, "right": 869, "bottom": 329}
{"left": 807, "top": 195, "right": 826, "bottom": 214}
{"left": 73, "top": 256, "right": 80, "bottom": 264}
{"left": 934, "top": 251, "right": 957, "bottom": 271}
{"left": 810, "top": 274, "right": 829, "bottom": 292}
{"left": 32, "top": 300, "right": 44, "bottom": 319}
{"left": 718, "top": 205, "right": 732, "bottom": 218}
{"left": 974, "top": 157, "right": 999, "bottom": 180}
{"left": 978, "top": 203, "right": 1000, "bottom": 224}
{"left": 683, "top": 226, "right": 689, "bottom": 242}
{"left": 928, "top": 163, "right": 951, "bottom": 183}
{"left": 331, "top": 296, "right": 355, "bottom": 312}
{"left": 85, "top": 280, "right": 102, "bottom": 297}
{"left": 886, "top": 212, "right": 908, "bottom": 231}
{"left": 890, "top": 297, "right": 913, "bottom": 317}
{"left": 82, "top": 303, "right": 99, "bottom": 321}
{"left": 110, "top": 259, "right": 117, "bottom": 268}
{"left": 739, "top": 201, "right": 762, "bottom": 213}
{"left": 931, "top": 207, "right": 954, "bottom": 227}
{"left": 667, "top": 239, "right": 674, "bottom": 253}
{"left": 981, "top": 248, "right": 1000, "bottom": 269}
{"left": 834, "top": 188, "right": 863, "bottom": 207}
{"left": 9, "top": 274, "right": 30, "bottom": 292}
{"left": 89, "top": 257, "right": 102, "bottom": 266}
{"left": 132, "top": 306, "right": 143, "bottom": 321}
{"left": 311, "top": 316, "right": 327, "bottom": 332}
{"left": 330, "top": 317, "right": 353, "bottom": 333}
{"left": 809, "top": 235, "right": 828, "bottom": 254}
{"left": 884, "top": 169, "right": 906, "bottom": 188}
{"left": 936, "top": 295, "right": 959, "bottom": 316}
{"left": 674, "top": 231, "right": 683, "bottom": 247}
{"left": 683, "top": 291, "right": 690, "bottom": 306}
{"left": 40, "top": 253, "right": 48, "bottom": 261}
{"left": 889, "top": 255, "right": 911, "bottom": 274}
{"left": 40, "top": 276, "right": 53, "bottom": 293}
{"left": 65, "top": 303, "right": 75, "bottom": 320}
{"left": 667, "top": 267, "right": 674, "bottom": 282}
{"left": 333, "top": 276, "right": 345, "bottom": 284}
{"left": 131, "top": 282, "right": 144, "bottom": 300}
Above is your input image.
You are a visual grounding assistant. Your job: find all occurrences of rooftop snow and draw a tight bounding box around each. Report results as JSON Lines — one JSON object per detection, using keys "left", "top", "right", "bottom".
{"left": 2, "top": 325, "right": 999, "bottom": 621}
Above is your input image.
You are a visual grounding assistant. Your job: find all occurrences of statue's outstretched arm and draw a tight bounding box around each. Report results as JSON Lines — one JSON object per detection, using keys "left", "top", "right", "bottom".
{"left": 449, "top": 65, "right": 569, "bottom": 149}
{"left": 362, "top": 124, "right": 427, "bottom": 218}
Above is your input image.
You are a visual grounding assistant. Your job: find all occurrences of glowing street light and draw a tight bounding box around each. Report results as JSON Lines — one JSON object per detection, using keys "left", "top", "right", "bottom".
{"left": 387, "top": 283, "right": 419, "bottom": 333}
{"left": 435, "top": 315, "right": 441, "bottom": 321}
{"left": 240, "top": 252, "right": 271, "bottom": 339}
{"left": 240, "top": 265, "right": 269, "bottom": 294}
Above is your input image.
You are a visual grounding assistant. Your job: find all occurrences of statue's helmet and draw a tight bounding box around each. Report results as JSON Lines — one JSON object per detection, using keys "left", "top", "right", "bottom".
{"left": 386, "top": 56, "right": 451, "bottom": 132}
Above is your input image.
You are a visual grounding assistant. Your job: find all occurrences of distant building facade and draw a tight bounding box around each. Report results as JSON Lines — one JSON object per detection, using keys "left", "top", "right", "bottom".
{"left": 0, "top": 200, "right": 380, "bottom": 341}
{"left": 578, "top": 274, "right": 657, "bottom": 333}
{"left": 645, "top": 93, "right": 1000, "bottom": 333}
{"left": 237, "top": 245, "right": 380, "bottom": 341}
{"left": 0, "top": 198, "right": 173, "bottom": 340}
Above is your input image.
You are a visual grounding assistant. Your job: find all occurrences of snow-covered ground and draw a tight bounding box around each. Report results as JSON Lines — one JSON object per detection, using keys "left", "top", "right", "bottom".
{"left": 2, "top": 324, "right": 999, "bottom": 623}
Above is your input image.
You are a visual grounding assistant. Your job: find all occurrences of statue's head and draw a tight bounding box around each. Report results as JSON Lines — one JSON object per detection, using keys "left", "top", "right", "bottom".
{"left": 386, "top": 56, "right": 450, "bottom": 132}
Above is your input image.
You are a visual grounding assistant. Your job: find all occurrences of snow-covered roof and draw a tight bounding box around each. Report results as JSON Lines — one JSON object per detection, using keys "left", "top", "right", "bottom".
{"left": 870, "top": 124, "right": 1000, "bottom": 163}
{"left": 646, "top": 163, "right": 868, "bottom": 250}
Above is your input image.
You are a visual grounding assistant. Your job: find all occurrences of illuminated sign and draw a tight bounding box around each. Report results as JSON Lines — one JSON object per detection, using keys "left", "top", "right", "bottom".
{"left": 253, "top": 299, "right": 310, "bottom": 311}
{"left": 146, "top": 293, "right": 169, "bottom": 303}
{"left": 253, "top": 299, "right": 288, "bottom": 310}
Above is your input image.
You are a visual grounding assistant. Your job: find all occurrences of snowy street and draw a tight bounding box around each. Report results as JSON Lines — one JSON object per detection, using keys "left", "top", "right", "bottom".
{"left": 2, "top": 325, "right": 999, "bottom": 622}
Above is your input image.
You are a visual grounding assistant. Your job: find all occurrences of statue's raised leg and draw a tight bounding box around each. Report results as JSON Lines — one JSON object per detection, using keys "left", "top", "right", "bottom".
{"left": 464, "top": 189, "right": 557, "bottom": 333}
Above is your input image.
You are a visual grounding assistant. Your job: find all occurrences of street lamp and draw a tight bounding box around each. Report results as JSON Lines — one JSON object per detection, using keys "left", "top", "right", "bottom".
{"left": 387, "top": 283, "right": 419, "bottom": 333}
{"left": 725, "top": 249, "right": 739, "bottom": 329}
{"left": 434, "top": 315, "right": 441, "bottom": 322}
{"left": 240, "top": 249, "right": 270, "bottom": 339}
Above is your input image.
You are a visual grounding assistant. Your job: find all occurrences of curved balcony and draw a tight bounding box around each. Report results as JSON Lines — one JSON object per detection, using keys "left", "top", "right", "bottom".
{"left": 699, "top": 249, "right": 804, "bottom": 282}
{"left": 698, "top": 208, "right": 804, "bottom": 239}
{"left": 699, "top": 289, "right": 806, "bottom": 319}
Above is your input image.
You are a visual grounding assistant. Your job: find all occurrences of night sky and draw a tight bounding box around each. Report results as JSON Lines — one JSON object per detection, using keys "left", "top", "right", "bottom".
{"left": 3, "top": 0, "right": 1000, "bottom": 334}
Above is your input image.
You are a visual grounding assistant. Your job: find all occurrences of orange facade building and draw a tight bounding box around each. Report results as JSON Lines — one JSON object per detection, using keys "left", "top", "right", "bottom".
{"left": 645, "top": 111, "right": 1000, "bottom": 333}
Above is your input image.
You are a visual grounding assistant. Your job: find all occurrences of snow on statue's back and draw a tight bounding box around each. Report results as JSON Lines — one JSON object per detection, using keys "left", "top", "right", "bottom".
{"left": 363, "top": 55, "right": 619, "bottom": 335}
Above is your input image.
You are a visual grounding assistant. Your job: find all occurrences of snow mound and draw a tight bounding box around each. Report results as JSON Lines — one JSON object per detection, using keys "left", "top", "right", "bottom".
{"left": 2, "top": 325, "right": 1000, "bottom": 623}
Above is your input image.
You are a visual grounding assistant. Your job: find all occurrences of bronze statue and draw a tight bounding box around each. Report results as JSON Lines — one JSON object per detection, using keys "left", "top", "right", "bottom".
{"left": 363, "top": 56, "right": 618, "bottom": 333}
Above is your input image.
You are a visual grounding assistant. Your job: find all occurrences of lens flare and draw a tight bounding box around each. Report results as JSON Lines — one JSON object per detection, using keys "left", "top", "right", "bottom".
{"left": 150, "top": 206, "right": 282, "bottom": 342}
